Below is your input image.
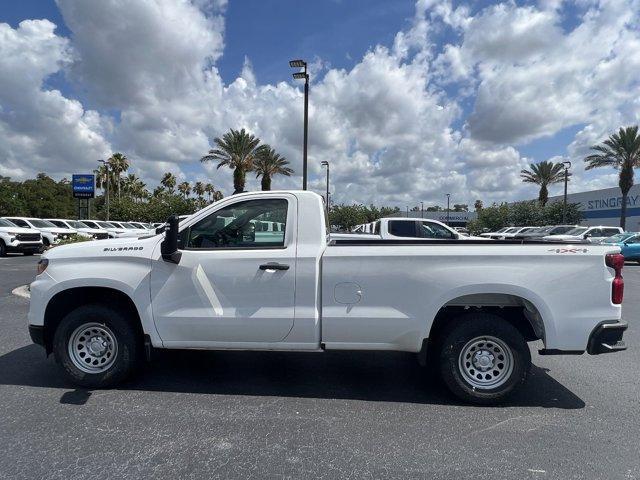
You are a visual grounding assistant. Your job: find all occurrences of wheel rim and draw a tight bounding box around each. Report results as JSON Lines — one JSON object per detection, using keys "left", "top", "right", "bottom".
{"left": 458, "top": 335, "right": 514, "bottom": 390}
{"left": 68, "top": 323, "right": 118, "bottom": 374}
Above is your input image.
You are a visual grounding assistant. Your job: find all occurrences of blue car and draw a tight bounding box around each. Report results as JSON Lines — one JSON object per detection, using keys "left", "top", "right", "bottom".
{"left": 602, "top": 232, "right": 640, "bottom": 264}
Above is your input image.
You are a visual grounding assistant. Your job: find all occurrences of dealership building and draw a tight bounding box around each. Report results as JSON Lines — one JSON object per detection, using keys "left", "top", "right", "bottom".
{"left": 547, "top": 184, "right": 640, "bottom": 230}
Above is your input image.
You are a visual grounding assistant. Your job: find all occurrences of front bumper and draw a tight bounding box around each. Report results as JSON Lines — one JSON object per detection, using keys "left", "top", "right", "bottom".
{"left": 587, "top": 320, "right": 628, "bottom": 354}
{"left": 7, "top": 241, "right": 43, "bottom": 253}
{"left": 29, "top": 325, "right": 45, "bottom": 347}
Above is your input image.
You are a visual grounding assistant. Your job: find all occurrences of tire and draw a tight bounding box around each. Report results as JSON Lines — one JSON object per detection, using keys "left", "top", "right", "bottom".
{"left": 0, "top": 240, "right": 6, "bottom": 257}
{"left": 437, "top": 313, "right": 531, "bottom": 405}
{"left": 53, "top": 304, "right": 142, "bottom": 388}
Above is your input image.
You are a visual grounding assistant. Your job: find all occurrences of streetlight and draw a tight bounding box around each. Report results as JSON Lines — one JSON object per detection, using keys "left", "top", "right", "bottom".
{"left": 420, "top": 201, "right": 424, "bottom": 218}
{"left": 562, "top": 161, "right": 572, "bottom": 224}
{"left": 321, "top": 160, "right": 330, "bottom": 217}
{"left": 98, "top": 159, "right": 110, "bottom": 221}
{"left": 406, "top": 206, "right": 409, "bottom": 217}
{"left": 446, "top": 193, "right": 451, "bottom": 225}
{"left": 290, "top": 59, "right": 309, "bottom": 190}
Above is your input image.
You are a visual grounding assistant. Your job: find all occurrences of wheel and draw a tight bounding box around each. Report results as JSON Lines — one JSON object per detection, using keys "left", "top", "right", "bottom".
{"left": 437, "top": 313, "right": 531, "bottom": 405}
{"left": 53, "top": 304, "right": 142, "bottom": 388}
{"left": 0, "top": 240, "right": 6, "bottom": 257}
{"left": 43, "top": 237, "right": 50, "bottom": 247}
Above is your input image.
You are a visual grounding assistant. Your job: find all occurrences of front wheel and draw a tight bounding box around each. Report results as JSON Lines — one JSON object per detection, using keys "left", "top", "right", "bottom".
{"left": 53, "top": 304, "right": 141, "bottom": 388}
{"left": 438, "top": 313, "right": 531, "bottom": 405}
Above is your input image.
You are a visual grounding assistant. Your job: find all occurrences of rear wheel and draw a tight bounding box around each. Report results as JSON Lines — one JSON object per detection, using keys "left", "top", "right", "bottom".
{"left": 438, "top": 313, "right": 531, "bottom": 405}
{"left": 0, "top": 240, "right": 5, "bottom": 257}
{"left": 53, "top": 304, "right": 141, "bottom": 388}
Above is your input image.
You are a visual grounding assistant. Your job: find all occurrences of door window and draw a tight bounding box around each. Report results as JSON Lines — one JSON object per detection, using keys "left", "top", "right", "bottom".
{"left": 625, "top": 235, "right": 640, "bottom": 244}
{"left": 417, "top": 221, "right": 456, "bottom": 239}
{"left": 184, "top": 199, "right": 288, "bottom": 249}
{"left": 388, "top": 220, "right": 417, "bottom": 237}
{"left": 602, "top": 228, "right": 620, "bottom": 237}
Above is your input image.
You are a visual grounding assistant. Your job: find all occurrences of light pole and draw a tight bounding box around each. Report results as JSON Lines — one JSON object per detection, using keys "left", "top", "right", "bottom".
{"left": 562, "top": 161, "right": 571, "bottom": 224}
{"left": 420, "top": 201, "right": 424, "bottom": 218}
{"left": 290, "top": 59, "right": 309, "bottom": 190}
{"left": 406, "top": 206, "right": 409, "bottom": 217}
{"left": 98, "top": 159, "right": 110, "bottom": 221}
{"left": 446, "top": 193, "right": 451, "bottom": 225}
{"left": 321, "top": 161, "right": 330, "bottom": 217}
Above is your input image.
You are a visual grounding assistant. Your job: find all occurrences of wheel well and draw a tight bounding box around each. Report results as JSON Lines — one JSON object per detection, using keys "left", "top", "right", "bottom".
{"left": 429, "top": 294, "right": 545, "bottom": 344}
{"left": 43, "top": 287, "right": 143, "bottom": 354}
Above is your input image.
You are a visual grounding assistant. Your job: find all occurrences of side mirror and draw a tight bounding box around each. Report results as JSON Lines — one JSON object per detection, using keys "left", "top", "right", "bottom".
{"left": 584, "top": 233, "right": 591, "bottom": 239}
{"left": 161, "top": 215, "right": 182, "bottom": 264}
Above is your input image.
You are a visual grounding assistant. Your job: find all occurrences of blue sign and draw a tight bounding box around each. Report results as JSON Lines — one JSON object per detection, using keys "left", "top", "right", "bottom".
{"left": 72, "top": 174, "right": 95, "bottom": 199}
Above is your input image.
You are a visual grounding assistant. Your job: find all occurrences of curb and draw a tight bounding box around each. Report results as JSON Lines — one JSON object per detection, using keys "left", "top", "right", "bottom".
{"left": 11, "top": 285, "right": 30, "bottom": 299}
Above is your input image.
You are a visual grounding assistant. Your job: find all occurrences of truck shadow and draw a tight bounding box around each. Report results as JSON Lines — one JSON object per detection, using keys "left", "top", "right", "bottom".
{"left": 0, "top": 345, "right": 585, "bottom": 409}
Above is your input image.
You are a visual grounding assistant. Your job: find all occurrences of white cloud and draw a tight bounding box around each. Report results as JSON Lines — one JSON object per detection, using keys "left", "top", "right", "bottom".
{"left": 0, "top": 19, "right": 111, "bottom": 178}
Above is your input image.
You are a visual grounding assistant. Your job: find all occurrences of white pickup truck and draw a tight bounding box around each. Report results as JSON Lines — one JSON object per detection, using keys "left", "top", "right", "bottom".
{"left": 28, "top": 191, "right": 628, "bottom": 404}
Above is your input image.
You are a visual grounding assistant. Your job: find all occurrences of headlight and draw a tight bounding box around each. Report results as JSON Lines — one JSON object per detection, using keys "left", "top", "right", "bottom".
{"left": 37, "top": 258, "right": 49, "bottom": 275}
{"left": 8, "top": 231, "right": 20, "bottom": 236}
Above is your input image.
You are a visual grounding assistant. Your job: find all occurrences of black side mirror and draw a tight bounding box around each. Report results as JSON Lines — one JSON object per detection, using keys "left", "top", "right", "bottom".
{"left": 161, "top": 215, "right": 182, "bottom": 264}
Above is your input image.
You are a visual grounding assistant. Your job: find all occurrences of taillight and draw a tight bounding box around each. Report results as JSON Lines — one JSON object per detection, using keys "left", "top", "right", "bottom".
{"left": 606, "top": 253, "right": 624, "bottom": 304}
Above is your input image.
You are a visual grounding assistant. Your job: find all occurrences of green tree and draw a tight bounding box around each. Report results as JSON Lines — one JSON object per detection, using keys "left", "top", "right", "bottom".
{"left": 201, "top": 128, "right": 261, "bottom": 194}
{"left": 194, "top": 181, "right": 205, "bottom": 200}
{"left": 453, "top": 204, "right": 468, "bottom": 212}
{"left": 520, "top": 160, "right": 567, "bottom": 206}
{"left": 204, "top": 183, "right": 215, "bottom": 201}
{"left": 178, "top": 181, "right": 191, "bottom": 198}
{"left": 160, "top": 172, "right": 177, "bottom": 193}
{"left": 585, "top": 125, "right": 640, "bottom": 229}
{"left": 474, "top": 199, "right": 483, "bottom": 211}
{"left": 254, "top": 145, "right": 293, "bottom": 191}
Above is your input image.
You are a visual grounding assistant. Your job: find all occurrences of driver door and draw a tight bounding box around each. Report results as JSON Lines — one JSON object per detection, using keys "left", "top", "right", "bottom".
{"left": 150, "top": 195, "right": 297, "bottom": 346}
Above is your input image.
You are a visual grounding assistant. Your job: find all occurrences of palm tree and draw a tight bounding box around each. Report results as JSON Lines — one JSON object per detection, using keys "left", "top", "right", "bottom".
{"left": 201, "top": 128, "right": 261, "bottom": 194}
{"left": 520, "top": 161, "right": 567, "bottom": 206}
{"left": 194, "top": 181, "right": 205, "bottom": 200}
{"left": 178, "top": 181, "right": 191, "bottom": 198}
{"left": 212, "top": 190, "right": 224, "bottom": 201}
{"left": 107, "top": 153, "right": 129, "bottom": 199}
{"left": 204, "top": 183, "right": 215, "bottom": 201}
{"left": 585, "top": 126, "right": 640, "bottom": 229}
{"left": 254, "top": 145, "right": 294, "bottom": 191}
{"left": 94, "top": 164, "right": 115, "bottom": 193}
{"left": 161, "top": 173, "right": 177, "bottom": 193}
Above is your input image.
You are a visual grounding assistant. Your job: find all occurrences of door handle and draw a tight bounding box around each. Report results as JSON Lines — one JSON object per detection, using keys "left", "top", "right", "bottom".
{"left": 259, "top": 263, "right": 289, "bottom": 271}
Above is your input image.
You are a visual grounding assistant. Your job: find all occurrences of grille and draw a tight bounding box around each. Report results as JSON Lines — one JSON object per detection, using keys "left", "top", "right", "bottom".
{"left": 16, "top": 233, "right": 41, "bottom": 242}
{"left": 94, "top": 232, "right": 109, "bottom": 240}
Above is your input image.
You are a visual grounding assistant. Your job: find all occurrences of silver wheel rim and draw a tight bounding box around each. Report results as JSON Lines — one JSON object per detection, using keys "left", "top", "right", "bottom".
{"left": 458, "top": 335, "right": 514, "bottom": 390}
{"left": 68, "top": 323, "right": 118, "bottom": 374}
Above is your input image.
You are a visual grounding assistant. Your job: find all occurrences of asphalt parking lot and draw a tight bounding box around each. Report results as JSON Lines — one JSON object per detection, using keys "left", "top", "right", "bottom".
{"left": 1, "top": 255, "right": 639, "bottom": 479}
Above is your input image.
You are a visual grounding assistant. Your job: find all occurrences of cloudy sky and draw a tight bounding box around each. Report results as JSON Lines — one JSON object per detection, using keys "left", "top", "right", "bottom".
{"left": 1, "top": 0, "right": 639, "bottom": 208}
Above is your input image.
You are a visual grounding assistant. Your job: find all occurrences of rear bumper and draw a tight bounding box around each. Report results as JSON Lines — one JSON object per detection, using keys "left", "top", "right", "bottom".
{"left": 587, "top": 320, "right": 628, "bottom": 354}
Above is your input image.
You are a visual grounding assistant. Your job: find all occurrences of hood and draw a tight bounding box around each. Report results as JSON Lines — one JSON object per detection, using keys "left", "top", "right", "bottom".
{"left": 0, "top": 225, "right": 36, "bottom": 234}
{"left": 44, "top": 235, "right": 161, "bottom": 260}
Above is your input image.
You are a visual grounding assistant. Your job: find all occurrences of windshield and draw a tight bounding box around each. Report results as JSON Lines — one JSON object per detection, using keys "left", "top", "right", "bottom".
{"left": 96, "top": 221, "right": 115, "bottom": 228}
{"left": 604, "top": 233, "right": 634, "bottom": 243}
{"left": 68, "top": 221, "right": 89, "bottom": 229}
{"left": 503, "top": 227, "right": 517, "bottom": 233}
{"left": 0, "top": 218, "right": 17, "bottom": 228}
{"left": 549, "top": 226, "right": 575, "bottom": 234}
{"left": 565, "top": 227, "right": 588, "bottom": 236}
{"left": 29, "top": 219, "right": 57, "bottom": 228}
{"left": 121, "top": 222, "right": 137, "bottom": 229}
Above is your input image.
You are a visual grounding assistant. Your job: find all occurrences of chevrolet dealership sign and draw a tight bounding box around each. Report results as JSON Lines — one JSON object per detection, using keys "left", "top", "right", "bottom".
{"left": 72, "top": 174, "right": 95, "bottom": 199}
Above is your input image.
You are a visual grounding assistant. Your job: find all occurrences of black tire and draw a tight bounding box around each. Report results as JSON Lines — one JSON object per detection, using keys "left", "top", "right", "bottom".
{"left": 53, "top": 304, "right": 142, "bottom": 388}
{"left": 437, "top": 313, "right": 531, "bottom": 405}
{"left": 0, "top": 240, "right": 6, "bottom": 257}
{"left": 43, "top": 237, "right": 50, "bottom": 247}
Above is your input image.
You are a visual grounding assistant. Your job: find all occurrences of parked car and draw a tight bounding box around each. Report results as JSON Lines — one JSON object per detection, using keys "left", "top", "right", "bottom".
{"left": 29, "top": 191, "right": 627, "bottom": 405}
{"left": 45, "top": 219, "right": 109, "bottom": 240}
{"left": 516, "top": 225, "right": 580, "bottom": 240}
{"left": 479, "top": 227, "right": 511, "bottom": 238}
{"left": 344, "top": 218, "right": 486, "bottom": 241}
{"left": 543, "top": 226, "right": 623, "bottom": 243}
{"left": 498, "top": 227, "right": 536, "bottom": 239}
{"left": 108, "top": 221, "right": 150, "bottom": 236}
{"left": 601, "top": 233, "right": 640, "bottom": 263}
{"left": 0, "top": 218, "right": 43, "bottom": 256}
{"left": 2, "top": 217, "right": 73, "bottom": 248}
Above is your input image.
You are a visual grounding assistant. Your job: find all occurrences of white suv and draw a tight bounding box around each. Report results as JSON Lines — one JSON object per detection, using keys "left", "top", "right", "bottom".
{"left": 2, "top": 217, "right": 73, "bottom": 247}
{"left": 543, "top": 225, "right": 624, "bottom": 243}
{"left": 0, "top": 218, "right": 43, "bottom": 256}
{"left": 45, "top": 219, "right": 109, "bottom": 240}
